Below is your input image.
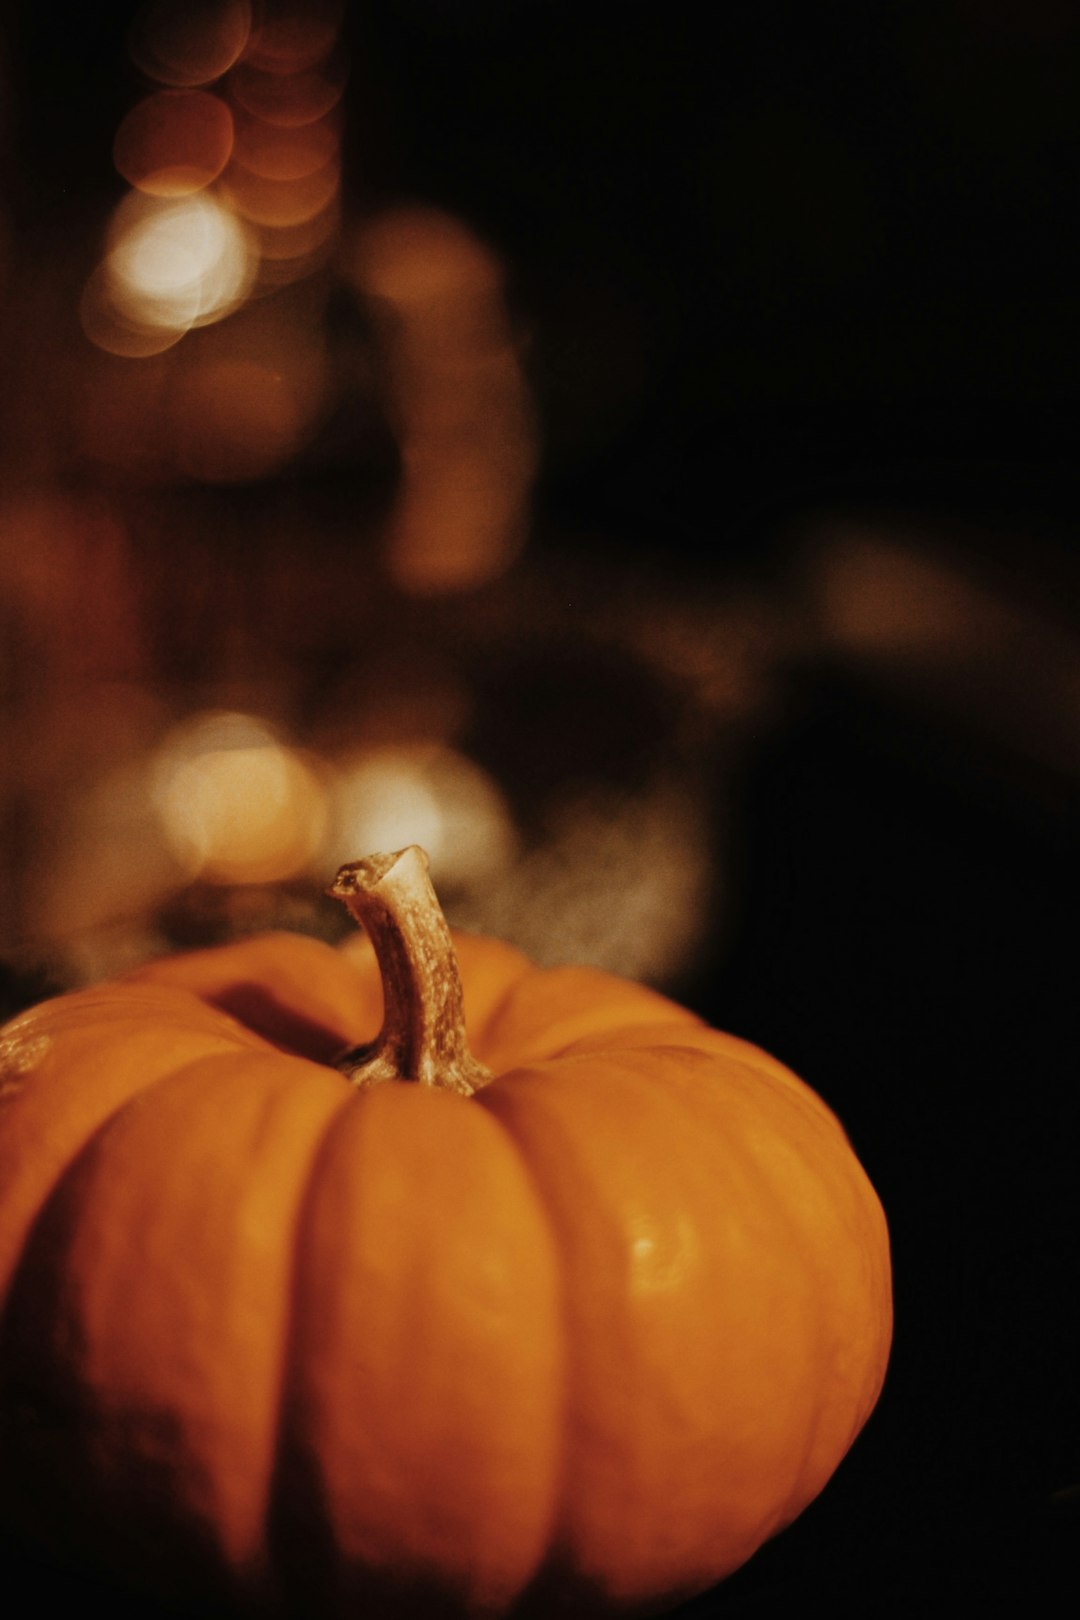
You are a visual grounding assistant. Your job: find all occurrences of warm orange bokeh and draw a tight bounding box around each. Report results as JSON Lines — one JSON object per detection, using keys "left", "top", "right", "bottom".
{"left": 151, "top": 711, "right": 327, "bottom": 884}
{"left": 231, "top": 105, "right": 339, "bottom": 182}
{"left": 223, "top": 155, "right": 340, "bottom": 229}
{"left": 129, "top": 0, "right": 252, "bottom": 88}
{"left": 99, "top": 191, "right": 255, "bottom": 338}
{"left": 167, "top": 358, "right": 306, "bottom": 483}
{"left": 229, "top": 55, "right": 348, "bottom": 128}
{"left": 251, "top": 200, "right": 340, "bottom": 285}
{"left": 242, "top": 0, "right": 345, "bottom": 76}
{"left": 114, "top": 90, "right": 235, "bottom": 197}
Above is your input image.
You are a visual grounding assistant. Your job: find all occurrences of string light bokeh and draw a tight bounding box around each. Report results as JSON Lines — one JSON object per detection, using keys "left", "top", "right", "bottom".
{"left": 3, "top": 0, "right": 708, "bottom": 986}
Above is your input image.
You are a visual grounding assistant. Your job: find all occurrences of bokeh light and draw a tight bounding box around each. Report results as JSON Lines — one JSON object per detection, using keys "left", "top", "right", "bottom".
{"left": 91, "top": 190, "right": 256, "bottom": 345}
{"left": 223, "top": 153, "right": 340, "bottom": 227}
{"left": 113, "top": 90, "right": 235, "bottom": 197}
{"left": 80, "top": 264, "right": 190, "bottom": 358}
{"left": 354, "top": 207, "right": 502, "bottom": 308}
{"left": 229, "top": 54, "right": 348, "bottom": 127}
{"left": 219, "top": 4, "right": 346, "bottom": 289}
{"left": 251, "top": 199, "right": 340, "bottom": 285}
{"left": 151, "top": 711, "right": 327, "bottom": 885}
{"left": 323, "top": 745, "right": 517, "bottom": 892}
{"left": 243, "top": 0, "right": 346, "bottom": 75}
{"left": 231, "top": 106, "right": 339, "bottom": 180}
{"left": 82, "top": 0, "right": 351, "bottom": 359}
{"left": 129, "top": 0, "right": 252, "bottom": 88}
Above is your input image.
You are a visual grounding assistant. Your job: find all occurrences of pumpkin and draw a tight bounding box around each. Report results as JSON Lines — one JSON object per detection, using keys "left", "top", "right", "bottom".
{"left": 0, "top": 847, "right": 891, "bottom": 1618}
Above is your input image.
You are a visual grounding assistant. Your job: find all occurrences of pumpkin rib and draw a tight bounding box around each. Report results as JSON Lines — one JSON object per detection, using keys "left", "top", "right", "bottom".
{"left": 478, "top": 1045, "right": 891, "bottom": 1608}
{"left": 642, "top": 1066, "right": 851, "bottom": 1535}
{"left": 637, "top": 1056, "right": 871, "bottom": 1562}
{"left": 270, "top": 1079, "right": 567, "bottom": 1617}
{"left": 469, "top": 1071, "right": 579, "bottom": 1605}
{"left": 477, "top": 1054, "right": 738, "bottom": 1605}
{"left": 477, "top": 1055, "right": 754, "bottom": 1605}
{"left": 555, "top": 1018, "right": 848, "bottom": 1141}
{"left": 672, "top": 1052, "right": 893, "bottom": 1516}
{"left": 473, "top": 964, "right": 705, "bottom": 1074}
{"left": 124, "top": 932, "right": 383, "bottom": 1063}
{"left": 0, "top": 1059, "right": 212, "bottom": 1576}
{"left": 1, "top": 1043, "right": 356, "bottom": 1607}
{"left": 0, "top": 982, "right": 281, "bottom": 1315}
{"left": 263, "top": 1077, "right": 372, "bottom": 1610}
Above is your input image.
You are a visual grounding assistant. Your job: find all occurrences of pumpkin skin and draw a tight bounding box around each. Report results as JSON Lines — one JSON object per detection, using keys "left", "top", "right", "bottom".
{"left": 0, "top": 874, "right": 891, "bottom": 1618}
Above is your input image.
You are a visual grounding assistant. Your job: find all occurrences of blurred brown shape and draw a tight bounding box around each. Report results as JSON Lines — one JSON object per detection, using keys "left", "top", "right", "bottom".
{"left": 803, "top": 518, "right": 1080, "bottom": 785}
{"left": 348, "top": 206, "right": 537, "bottom": 595}
{"left": 167, "top": 357, "right": 305, "bottom": 483}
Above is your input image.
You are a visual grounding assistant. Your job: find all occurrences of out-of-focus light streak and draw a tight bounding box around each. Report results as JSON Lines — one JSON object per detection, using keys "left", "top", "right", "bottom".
{"left": 348, "top": 206, "right": 538, "bottom": 594}
{"left": 34, "top": 757, "right": 180, "bottom": 965}
{"left": 803, "top": 520, "right": 1080, "bottom": 784}
{"left": 0, "top": 493, "right": 144, "bottom": 692}
{"left": 809, "top": 529, "right": 1007, "bottom": 659}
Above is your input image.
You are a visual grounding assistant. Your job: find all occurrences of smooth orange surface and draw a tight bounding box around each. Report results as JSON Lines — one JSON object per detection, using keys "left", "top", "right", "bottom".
{"left": 0, "top": 929, "right": 891, "bottom": 1616}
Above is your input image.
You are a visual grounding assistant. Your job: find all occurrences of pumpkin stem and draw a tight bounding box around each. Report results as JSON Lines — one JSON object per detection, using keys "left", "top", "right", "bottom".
{"left": 327, "top": 846, "right": 493, "bottom": 1095}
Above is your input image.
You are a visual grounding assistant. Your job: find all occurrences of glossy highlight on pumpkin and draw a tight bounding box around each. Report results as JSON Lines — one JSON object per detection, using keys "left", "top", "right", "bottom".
{"left": 0, "top": 849, "right": 892, "bottom": 1618}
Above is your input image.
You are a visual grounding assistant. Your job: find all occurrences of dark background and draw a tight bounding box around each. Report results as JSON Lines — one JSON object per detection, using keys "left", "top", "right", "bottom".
{"left": 2, "top": 2, "right": 1079, "bottom": 1614}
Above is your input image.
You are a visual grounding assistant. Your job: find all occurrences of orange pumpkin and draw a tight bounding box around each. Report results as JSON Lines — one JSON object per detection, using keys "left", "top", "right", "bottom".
{"left": 0, "top": 847, "right": 891, "bottom": 1617}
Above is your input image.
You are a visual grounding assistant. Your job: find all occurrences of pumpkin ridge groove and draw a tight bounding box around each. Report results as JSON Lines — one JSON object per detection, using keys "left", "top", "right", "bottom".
{"left": 611, "top": 1056, "right": 832, "bottom": 1539}
{"left": 472, "top": 1075, "right": 579, "bottom": 1608}
{"left": 0, "top": 1050, "right": 250, "bottom": 1598}
{"left": 263, "top": 1081, "right": 361, "bottom": 1613}
{"left": 635, "top": 1052, "right": 892, "bottom": 1532}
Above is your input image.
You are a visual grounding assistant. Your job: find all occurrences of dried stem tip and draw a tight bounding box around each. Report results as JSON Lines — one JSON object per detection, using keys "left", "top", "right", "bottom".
{"left": 328, "top": 846, "right": 492, "bottom": 1096}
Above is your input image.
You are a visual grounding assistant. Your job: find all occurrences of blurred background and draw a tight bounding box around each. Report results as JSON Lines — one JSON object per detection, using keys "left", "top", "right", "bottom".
{"left": 1, "top": 1, "right": 1078, "bottom": 1613}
